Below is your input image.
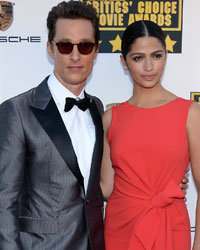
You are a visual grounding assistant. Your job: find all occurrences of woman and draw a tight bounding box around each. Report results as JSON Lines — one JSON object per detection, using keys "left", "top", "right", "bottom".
{"left": 101, "top": 20, "right": 200, "bottom": 250}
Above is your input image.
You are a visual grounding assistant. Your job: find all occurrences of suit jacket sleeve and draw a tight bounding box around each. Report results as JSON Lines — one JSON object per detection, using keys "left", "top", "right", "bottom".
{"left": 0, "top": 99, "right": 25, "bottom": 250}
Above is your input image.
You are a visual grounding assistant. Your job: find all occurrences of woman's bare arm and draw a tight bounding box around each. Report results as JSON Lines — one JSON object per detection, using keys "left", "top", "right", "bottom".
{"left": 100, "top": 109, "right": 115, "bottom": 200}
{"left": 187, "top": 102, "right": 200, "bottom": 250}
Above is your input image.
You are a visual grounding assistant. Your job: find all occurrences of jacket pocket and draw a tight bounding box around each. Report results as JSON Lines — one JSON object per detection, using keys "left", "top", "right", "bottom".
{"left": 19, "top": 217, "right": 58, "bottom": 235}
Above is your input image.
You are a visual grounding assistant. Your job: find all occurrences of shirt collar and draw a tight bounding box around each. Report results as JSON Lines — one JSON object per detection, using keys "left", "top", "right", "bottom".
{"left": 47, "top": 73, "right": 85, "bottom": 110}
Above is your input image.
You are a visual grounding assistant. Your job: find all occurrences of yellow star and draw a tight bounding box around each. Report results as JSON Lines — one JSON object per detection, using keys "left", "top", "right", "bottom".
{"left": 165, "top": 35, "right": 177, "bottom": 53}
{"left": 109, "top": 35, "right": 122, "bottom": 52}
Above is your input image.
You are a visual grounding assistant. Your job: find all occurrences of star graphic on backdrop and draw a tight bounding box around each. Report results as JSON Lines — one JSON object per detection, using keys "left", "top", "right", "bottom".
{"left": 165, "top": 35, "right": 177, "bottom": 52}
{"left": 109, "top": 34, "right": 122, "bottom": 52}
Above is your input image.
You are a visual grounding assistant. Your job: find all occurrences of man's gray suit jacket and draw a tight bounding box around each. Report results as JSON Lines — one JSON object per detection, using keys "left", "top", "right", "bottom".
{"left": 0, "top": 77, "right": 105, "bottom": 250}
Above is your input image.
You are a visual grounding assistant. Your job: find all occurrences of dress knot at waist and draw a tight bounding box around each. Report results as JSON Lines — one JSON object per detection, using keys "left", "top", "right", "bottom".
{"left": 129, "top": 180, "right": 185, "bottom": 250}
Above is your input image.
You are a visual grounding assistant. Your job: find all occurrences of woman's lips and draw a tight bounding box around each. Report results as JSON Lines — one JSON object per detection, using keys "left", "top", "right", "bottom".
{"left": 142, "top": 74, "right": 156, "bottom": 81}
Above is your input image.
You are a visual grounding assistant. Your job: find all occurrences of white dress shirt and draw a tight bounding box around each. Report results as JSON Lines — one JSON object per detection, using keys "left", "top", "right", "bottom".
{"left": 48, "top": 74, "right": 95, "bottom": 191}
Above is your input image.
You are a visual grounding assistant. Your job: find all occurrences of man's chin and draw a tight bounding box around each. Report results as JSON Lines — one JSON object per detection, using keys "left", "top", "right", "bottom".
{"left": 59, "top": 79, "right": 87, "bottom": 95}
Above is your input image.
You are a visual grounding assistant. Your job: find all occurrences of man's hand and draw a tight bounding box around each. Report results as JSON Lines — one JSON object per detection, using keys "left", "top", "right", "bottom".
{"left": 180, "top": 167, "right": 190, "bottom": 201}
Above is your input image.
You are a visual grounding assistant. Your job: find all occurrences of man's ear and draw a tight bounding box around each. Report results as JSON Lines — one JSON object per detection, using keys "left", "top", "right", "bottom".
{"left": 47, "top": 41, "right": 54, "bottom": 59}
{"left": 94, "top": 44, "right": 100, "bottom": 59}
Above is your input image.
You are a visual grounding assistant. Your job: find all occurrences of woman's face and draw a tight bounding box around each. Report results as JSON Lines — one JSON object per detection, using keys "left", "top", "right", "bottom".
{"left": 121, "top": 36, "right": 167, "bottom": 89}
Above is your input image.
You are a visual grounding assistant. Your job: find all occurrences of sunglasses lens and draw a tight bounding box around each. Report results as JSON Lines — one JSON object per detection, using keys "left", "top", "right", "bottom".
{"left": 56, "top": 42, "right": 73, "bottom": 54}
{"left": 54, "top": 42, "right": 95, "bottom": 55}
{"left": 78, "top": 42, "right": 95, "bottom": 55}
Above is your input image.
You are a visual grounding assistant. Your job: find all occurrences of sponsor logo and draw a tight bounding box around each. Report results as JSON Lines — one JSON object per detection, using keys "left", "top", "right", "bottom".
{"left": 0, "top": 2, "right": 41, "bottom": 44}
{"left": 0, "top": 36, "right": 41, "bottom": 43}
{"left": 190, "top": 92, "right": 200, "bottom": 104}
{"left": 0, "top": 1, "right": 13, "bottom": 31}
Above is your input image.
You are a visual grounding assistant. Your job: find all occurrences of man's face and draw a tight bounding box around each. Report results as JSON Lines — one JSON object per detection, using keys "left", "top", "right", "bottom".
{"left": 47, "top": 18, "right": 98, "bottom": 94}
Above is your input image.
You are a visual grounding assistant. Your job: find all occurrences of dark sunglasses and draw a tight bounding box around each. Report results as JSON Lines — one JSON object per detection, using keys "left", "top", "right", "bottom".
{"left": 51, "top": 41, "right": 96, "bottom": 55}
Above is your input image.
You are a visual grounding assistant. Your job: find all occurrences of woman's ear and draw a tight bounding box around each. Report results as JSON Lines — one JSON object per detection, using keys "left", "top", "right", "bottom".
{"left": 120, "top": 54, "right": 128, "bottom": 70}
{"left": 165, "top": 49, "right": 168, "bottom": 61}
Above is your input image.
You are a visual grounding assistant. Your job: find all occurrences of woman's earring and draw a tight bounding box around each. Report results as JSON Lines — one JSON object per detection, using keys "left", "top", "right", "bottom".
{"left": 124, "top": 66, "right": 128, "bottom": 70}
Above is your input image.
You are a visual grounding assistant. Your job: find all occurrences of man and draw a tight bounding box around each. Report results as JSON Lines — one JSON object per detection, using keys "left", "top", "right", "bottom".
{"left": 0, "top": 1, "right": 104, "bottom": 250}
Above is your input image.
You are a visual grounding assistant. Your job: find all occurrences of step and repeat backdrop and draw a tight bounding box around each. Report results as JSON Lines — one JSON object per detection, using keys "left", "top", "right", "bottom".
{"left": 0, "top": 0, "right": 200, "bottom": 246}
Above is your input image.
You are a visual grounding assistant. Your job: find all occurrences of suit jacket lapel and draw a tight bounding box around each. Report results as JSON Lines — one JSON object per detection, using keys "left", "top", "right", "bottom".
{"left": 86, "top": 99, "right": 103, "bottom": 198}
{"left": 30, "top": 78, "right": 84, "bottom": 189}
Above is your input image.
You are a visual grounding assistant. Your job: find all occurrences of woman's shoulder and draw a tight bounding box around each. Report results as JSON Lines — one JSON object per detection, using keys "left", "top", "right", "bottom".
{"left": 186, "top": 101, "right": 200, "bottom": 128}
{"left": 102, "top": 108, "right": 113, "bottom": 133}
{"left": 176, "top": 97, "right": 194, "bottom": 104}
{"left": 103, "top": 101, "right": 126, "bottom": 115}
{"left": 103, "top": 108, "right": 112, "bottom": 121}
{"left": 102, "top": 102, "right": 126, "bottom": 132}
{"left": 188, "top": 101, "right": 200, "bottom": 117}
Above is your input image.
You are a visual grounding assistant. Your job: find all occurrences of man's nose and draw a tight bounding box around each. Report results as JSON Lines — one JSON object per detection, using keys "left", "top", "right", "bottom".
{"left": 70, "top": 45, "right": 81, "bottom": 61}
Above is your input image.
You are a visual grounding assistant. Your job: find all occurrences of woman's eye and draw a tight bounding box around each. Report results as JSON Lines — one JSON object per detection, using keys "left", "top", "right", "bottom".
{"left": 153, "top": 53, "right": 162, "bottom": 59}
{"left": 133, "top": 56, "right": 143, "bottom": 62}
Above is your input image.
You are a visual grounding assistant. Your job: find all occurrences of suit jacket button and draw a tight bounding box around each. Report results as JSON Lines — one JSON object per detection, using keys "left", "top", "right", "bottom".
{"left": 86, "top": 200, "right": 89, "bottom": 205}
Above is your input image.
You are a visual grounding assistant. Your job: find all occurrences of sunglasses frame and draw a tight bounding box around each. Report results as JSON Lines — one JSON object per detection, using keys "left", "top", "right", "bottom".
{"left": 51, "top": 41, "right": 96, "bottom": 55}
